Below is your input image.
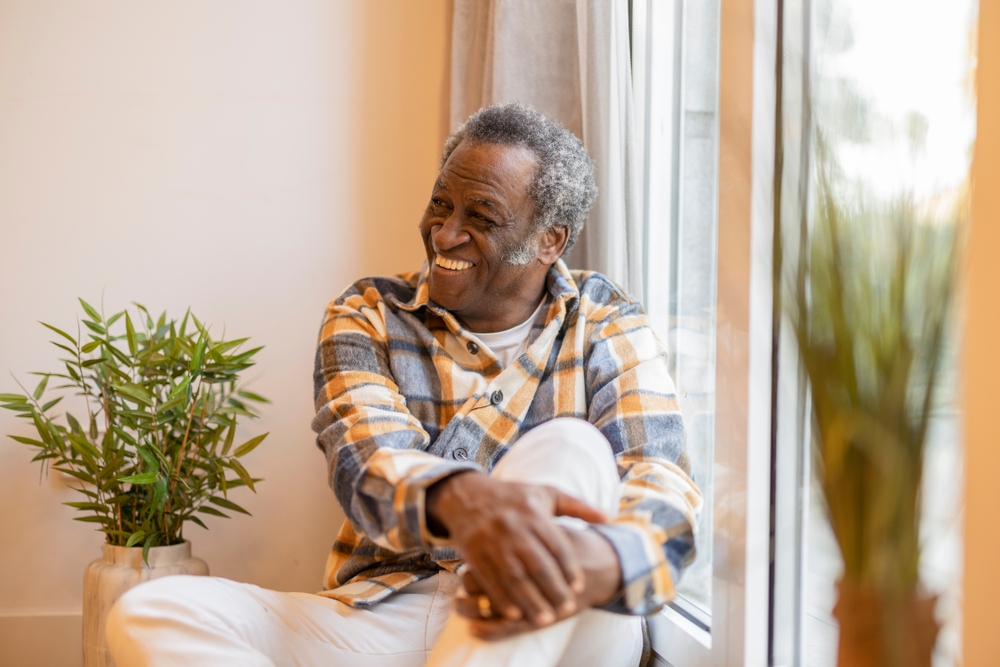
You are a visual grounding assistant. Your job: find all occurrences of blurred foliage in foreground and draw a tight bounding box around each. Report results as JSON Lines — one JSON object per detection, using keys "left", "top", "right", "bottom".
{"left": 788, "top": 138, "right": 962, "bottom": 600}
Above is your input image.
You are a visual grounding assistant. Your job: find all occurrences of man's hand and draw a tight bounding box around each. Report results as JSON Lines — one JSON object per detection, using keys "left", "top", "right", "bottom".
{"left": 426, "top": 471, "right": 609, "bottom": 628}
{"left": 454, "top": 527, "right": 623, "bottom": 640}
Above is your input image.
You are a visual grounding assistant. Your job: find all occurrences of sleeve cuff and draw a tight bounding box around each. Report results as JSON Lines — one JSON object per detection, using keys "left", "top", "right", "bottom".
{"left": 589, "top": 522, "right": 679, "bottom": 615}
{"left": 398, "top": 459, "right": 482, "bottom": 550}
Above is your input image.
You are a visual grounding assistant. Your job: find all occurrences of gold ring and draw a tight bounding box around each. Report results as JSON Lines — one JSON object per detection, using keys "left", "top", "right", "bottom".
{"left": 477, "top": 595, "right": 493, "bottom": 619}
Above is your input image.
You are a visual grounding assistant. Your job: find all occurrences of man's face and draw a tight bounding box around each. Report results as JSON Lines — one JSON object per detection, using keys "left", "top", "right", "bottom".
{"left": 419, "top": 141, "right": 564, "bottom": 332}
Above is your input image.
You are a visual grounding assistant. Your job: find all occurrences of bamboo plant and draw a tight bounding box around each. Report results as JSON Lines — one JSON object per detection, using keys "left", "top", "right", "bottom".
{"left": 2, "top": 300, "right": 269, "bottom": 561}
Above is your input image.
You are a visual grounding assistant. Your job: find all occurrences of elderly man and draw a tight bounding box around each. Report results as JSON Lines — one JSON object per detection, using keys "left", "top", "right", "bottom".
{"left": 107, "top": 103, "right": 701, "bottom": 667}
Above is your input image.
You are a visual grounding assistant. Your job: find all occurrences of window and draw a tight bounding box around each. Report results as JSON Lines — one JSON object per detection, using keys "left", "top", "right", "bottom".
{"left": 634, "top": 0, "right": 974, "bottom": 665}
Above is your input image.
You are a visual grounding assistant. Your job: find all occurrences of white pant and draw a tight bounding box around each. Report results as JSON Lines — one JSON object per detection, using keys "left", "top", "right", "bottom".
{"left": 106, "top": 418, "right": 643, "bottom": 667}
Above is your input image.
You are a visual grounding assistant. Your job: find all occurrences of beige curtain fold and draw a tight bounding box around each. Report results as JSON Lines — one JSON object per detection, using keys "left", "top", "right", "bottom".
{"left": 450, "top": 0, "right": 645, "bottom": 303}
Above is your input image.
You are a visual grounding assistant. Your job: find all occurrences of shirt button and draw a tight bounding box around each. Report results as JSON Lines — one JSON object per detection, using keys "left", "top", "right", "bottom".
{"left": 467, "top": 341, "right": 479, "bottom": 355}
{"left": 490, "top": 390, "right": 503, "bottom": 405}
{"left": 454, "top": 448, "right": 469, "bottom": 460}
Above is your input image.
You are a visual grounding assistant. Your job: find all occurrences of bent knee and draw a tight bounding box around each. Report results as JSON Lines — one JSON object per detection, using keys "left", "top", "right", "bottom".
{"left": 528, "top": 418, "right": 618, "bottom": 472}
{"left": 110, "top": 575, "right": 229, "bottom": 634}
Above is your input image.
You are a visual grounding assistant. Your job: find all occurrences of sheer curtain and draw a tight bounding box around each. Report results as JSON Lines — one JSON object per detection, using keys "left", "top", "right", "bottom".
{"left": 449, "top": 0, "right": 645, "bottom": 303}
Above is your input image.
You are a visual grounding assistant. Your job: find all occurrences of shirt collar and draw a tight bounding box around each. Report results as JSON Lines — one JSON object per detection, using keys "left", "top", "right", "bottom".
{"left": 390, "top": 259, "right": 580, "bottom": 328}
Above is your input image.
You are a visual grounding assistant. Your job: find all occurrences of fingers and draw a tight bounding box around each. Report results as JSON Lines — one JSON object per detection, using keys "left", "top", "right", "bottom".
{"left": 455, "top": 594, "right": 551, "bottom": 641}
{"left": 492, "top": 548, "right": 557, "bottom": 627}
{"left": 462, "top": 570, "right": 483, "bottom": 596}
{"left": 520, "top": 527, "right": 578, "bottom": 616}
{"left": 552, "top": 489, "right": 608, "bottom": 524}
{"left": 532, "top": 523, "right": 585, "bottom": 595}
{"left": 471, "top": 559, "right": 522, "bottom": 621}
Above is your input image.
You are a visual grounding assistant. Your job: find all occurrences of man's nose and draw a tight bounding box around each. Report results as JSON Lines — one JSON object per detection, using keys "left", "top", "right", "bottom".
{"left": 431, "top": 214, "right": 470, "bottom": 251}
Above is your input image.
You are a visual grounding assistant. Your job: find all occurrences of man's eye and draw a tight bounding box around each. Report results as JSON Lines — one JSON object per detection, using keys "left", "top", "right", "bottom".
{"left": 430, "top": 198, "right": 448, "bottom": 208}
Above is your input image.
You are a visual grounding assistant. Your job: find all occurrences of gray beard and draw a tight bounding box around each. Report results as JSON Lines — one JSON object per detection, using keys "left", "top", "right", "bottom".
{"left": 501, "top": 234, "right": 539, "bottom": 266}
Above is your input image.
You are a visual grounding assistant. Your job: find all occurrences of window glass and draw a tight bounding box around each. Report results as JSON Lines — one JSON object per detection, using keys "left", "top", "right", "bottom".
{"left": 642, "top": 0, "right": 721, "bottom": 618}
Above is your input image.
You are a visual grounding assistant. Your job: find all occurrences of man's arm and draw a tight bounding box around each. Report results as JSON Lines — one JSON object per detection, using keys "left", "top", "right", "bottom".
{"left": 313, "top": 285, "right": 479, "bottom": 552}
{"left": 584, "top": 299, "right": 703, "bottom": 615}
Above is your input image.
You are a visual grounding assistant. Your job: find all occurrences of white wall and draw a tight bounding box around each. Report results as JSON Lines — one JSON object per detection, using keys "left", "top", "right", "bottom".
{"left": 0, "top": 1, "right": 447, "bottom": 662}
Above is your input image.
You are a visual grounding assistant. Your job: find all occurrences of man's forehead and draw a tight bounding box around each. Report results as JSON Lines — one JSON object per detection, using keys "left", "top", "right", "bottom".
{"left": 438, "top": 142, "right": 537, "bottom": 195}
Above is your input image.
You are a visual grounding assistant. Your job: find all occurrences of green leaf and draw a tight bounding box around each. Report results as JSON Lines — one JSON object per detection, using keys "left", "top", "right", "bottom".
{"left": 209, "top": 496, "right": 251, "bottom": 515}
{"left": 135, "top": 445, "right": 159, "bottom": 472}
{"left": 113, "top": 384, "right": 154, "bottom": 407}
{"left": 233, "top": 432, "right": 268, "bottom": 458}
{"left": 81, "top": 358, "right": 105, "bottom": 368}
{"left": 82, "top": 320, "right": 106, "bottom": 335}
{"left": 236, "top": 390, "right": 269, "bottom": 404}
{"left": 228, "top": 459, "right": 255, "bottom": 492}
{"left": 53, "top": 467, "right": 96, "bottom": 484}
{"left": 0, "top": 393, "right": 28, "bottom": 403}
{"left": 31, "top": 413, "right": 53, "bottom": 446}
{"left": 151, "top": 477, "right": 167, "bottom": 516}
{"left": 67, "top": 434, "right": 101, "bottom": 460}
{"left": 118, "top": 472, "right": 158, "bottom": 485}
{"left": 41, "top": 396, "right": 64, "bottom": 412}
{"left": 107, "top": 345, "right": 131, "bottom": 366}
{"left": 40, "top": 322, "right": 78, "bottom": 345}
{"left": 155, "top": 395, "right": 184, "bottom": 414}
{"left": 66, "top": 412, "right": 83, "bottom": 434}
{"left": 230, "top": 346, "right": 264, "bottom": 364}
{"left": 106, "top": 311, "right": 126, "bottom": 327}
{"left": 213, "top": 337, "right": 250, "bottom": 353}
{"left": 8, "top": 435, "right": 46, "bottom": 447}
{"left": 142, "top": 533, "right": 157, "bottom": 564}
{"left": 78, "top": 298, "right": 102, "bottom": 322}
{"left": 51, "top": 341, "right": 77, "bottom": 355}
{"left": 125, "top": 530, "right": 146, "bottom": 548}
{"left": 222, "top": 423, "right": 236, "bottom": 456}
{"left": 125, "top": 312, "right": 138, "bottom": 356}
{"left": 190, "top": 334, "right": 207, "bottom": 373}
{"left": 168, "top": 376, "right": 192, "bottom": 400}
{"left": 111, "top": 425, "right": 137, "bottom": 445}
{"left": 99, "top": 529, "right": 130, "bottom": 538}
{"left": 64, "top": 501, "right": 107, "bottom": 511}
{"left": 187, "top": 515, "right": 209, "bottom": 530}
{"left": 74, "top": 516, "right": 113, "bottom": 524}
{"left": 32, "top": 375, "right": 49, "bottom": 400}
{"left": 197, "top": 506, "right": 229, "bottom": 518}
{"left": 81, "top": 340, "right": 102, "bottom": 353}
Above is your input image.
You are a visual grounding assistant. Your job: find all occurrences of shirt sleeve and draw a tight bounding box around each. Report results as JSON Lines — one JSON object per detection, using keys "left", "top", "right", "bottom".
{"left": 311, "top": 285, "right": 479, "bottom": 552}
{"left": 583, "top": 299, "right": 704, "bottom": 615}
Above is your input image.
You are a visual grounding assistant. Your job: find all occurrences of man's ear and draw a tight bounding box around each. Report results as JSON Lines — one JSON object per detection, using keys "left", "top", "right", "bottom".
{"left": 536, "top": 224, "right": 570, "bottom": 265}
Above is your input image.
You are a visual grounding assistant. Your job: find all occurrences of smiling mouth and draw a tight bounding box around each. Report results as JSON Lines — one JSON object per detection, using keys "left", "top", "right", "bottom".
{"left": 435, "top": 256, "right": 475, "bottom": 271}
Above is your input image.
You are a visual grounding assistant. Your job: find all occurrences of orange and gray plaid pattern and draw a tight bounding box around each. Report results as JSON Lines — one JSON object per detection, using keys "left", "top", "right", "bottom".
{"left": 311, "top": 260, "right": 702, "bottom": 615}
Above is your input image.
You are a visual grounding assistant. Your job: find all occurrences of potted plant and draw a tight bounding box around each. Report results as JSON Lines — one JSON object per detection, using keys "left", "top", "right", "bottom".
{"left": 2, "top": 299, "right": 269, "bottom": 667}
{"left": 787, "top": 152, "right": 961, "bottom": 667}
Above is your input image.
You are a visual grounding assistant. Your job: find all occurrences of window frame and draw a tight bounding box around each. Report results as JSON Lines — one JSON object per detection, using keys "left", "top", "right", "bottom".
{"left": 632, "top": 0, "right": 780, "bottom": 664}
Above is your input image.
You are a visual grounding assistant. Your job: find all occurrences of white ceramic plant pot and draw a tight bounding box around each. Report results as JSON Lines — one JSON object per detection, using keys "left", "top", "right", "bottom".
{"left": 82, "top": 540, "right": 209, "bottom": 667}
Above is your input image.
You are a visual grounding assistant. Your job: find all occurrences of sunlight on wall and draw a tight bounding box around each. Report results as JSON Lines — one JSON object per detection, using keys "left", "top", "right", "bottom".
{"left": 0, "top": 2, "right": 448, "bottom": 653}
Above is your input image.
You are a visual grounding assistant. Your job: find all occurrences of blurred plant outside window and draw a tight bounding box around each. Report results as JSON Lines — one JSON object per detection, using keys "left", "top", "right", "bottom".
{"left": 793, "top": 0, "right": 977, "bottom": 665}
{"left": 634, "top": 0, "right": 721, "bottom": 624}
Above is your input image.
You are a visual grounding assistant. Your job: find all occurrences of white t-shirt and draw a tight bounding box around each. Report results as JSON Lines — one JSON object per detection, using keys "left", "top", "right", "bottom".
{"left": 473, "top": 300, "right": 546, "bottom": 368}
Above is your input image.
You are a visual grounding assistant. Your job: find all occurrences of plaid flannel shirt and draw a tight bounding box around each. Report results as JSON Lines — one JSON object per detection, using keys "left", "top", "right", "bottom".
{"left": 311, "top": 259, "right": 702, "bottom": 615}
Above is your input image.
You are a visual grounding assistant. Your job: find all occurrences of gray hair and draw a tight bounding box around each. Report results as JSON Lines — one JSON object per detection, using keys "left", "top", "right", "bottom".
{"left": 441, "top": 102, "right": 597, "bottom": 256}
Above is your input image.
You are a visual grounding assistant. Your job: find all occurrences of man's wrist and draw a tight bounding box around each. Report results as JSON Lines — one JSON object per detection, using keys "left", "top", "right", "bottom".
{"left": 425, "top": 470, "right": 483, "bottom": 539}
{"left": 568, "top": 527, "right": 624, "bottom": 608}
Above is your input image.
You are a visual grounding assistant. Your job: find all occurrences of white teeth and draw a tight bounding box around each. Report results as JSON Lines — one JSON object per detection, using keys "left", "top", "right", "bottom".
{"left": 435, "top": 256, "right": 473, "bottom": 271}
